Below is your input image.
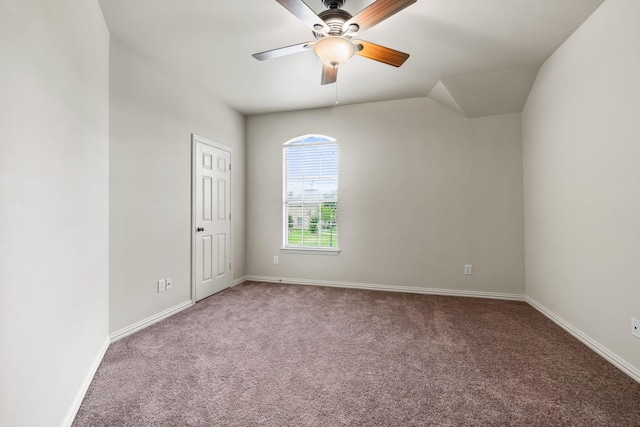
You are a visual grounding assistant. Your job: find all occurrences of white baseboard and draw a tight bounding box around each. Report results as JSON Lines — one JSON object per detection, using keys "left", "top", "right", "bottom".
{"left": 233, "top": 276, "right": 247, "bottom": 286}
{"left": 61, "top": 337, "right": 110, "bottom": 427}
{"left": 526, "top": 296, "right": 640, "bottom": 384}
{"left": 245, "top": 275, "right": 525, "bottom": 301}
{"left": 109, "top": 300, "right": 193, "bottom": 342}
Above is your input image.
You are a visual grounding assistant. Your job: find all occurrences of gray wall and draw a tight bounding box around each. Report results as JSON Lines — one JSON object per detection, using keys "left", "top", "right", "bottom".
{"left": 109, "top": 38, "right": 246, "bottom": 333}
{"left": 523, "top": 0, "right": 640, "bottom": 373}
{"left": 0, "top": 1, "right": 110, "bottom": 426}
{"left": 246, "top": 98, "right": 524, "bottom": 295}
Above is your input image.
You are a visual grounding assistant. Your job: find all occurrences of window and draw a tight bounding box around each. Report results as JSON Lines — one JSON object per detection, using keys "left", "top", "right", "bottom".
{"left": 283, "top": 135, "right": 338, "bottom": 251}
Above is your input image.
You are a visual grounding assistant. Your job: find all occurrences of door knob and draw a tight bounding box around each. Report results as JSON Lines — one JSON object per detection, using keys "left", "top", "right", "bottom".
{"left": 196, "top": 227, "right": 204, "bottom": 232}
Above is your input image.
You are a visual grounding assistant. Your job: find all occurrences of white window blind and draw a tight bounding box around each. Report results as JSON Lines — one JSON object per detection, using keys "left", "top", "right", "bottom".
{"left": 283, "top": 135, "right": 338, "bottom": 249}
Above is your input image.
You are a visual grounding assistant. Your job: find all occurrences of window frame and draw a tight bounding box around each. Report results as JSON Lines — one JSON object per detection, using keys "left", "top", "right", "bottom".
{"left": 281, "top": 134, "right": 340, "bottom": 255}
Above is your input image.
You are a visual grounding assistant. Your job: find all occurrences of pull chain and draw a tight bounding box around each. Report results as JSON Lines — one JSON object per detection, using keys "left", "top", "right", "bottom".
{"left": 335, "top": 76, "right": 339, "bottom": 105}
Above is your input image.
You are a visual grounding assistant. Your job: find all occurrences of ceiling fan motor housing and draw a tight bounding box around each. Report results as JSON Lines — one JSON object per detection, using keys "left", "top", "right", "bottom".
{"left": 316, "top": 8, "right": 353, "bottom": 37}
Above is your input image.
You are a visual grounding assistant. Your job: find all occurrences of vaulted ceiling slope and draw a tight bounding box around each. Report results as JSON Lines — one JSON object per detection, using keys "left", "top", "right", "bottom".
{"left": 99, "top": 0, "right": 604, "bottom": 117}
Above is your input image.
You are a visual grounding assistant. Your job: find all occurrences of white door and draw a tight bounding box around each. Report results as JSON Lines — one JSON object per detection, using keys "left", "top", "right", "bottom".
{"left": 193, "top": 137, "right": 232, "bottom": 301}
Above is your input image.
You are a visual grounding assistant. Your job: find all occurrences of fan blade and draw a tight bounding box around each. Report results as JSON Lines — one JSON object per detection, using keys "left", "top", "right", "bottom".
{"left": 355, "top": 40, "right": 409, "bottom": 67}
{"left": 342, "top": 0, "right": 416, "bottom": 34}
{"left": 321, "top": 64, "right": 338, "bottom": 85}
{"left": 253, "top": 41, "right": 315, "bottom": 61}
{"left": 276, "top": 0, "right": 329, "bottom": 33}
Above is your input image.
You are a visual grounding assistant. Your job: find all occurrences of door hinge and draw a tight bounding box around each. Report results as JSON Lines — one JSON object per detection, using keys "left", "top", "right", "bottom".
{"left": 229, "top": 163, "right": 231, "bottom": 171}
{"left": 229, "top": 263, "right": 232, "bottom": 270}
{"left": 229, "top": 213, "right": 231, "bottom": 220}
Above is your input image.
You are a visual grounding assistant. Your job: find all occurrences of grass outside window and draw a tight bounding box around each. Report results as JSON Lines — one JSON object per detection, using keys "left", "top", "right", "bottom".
{"left": 287, "top": 226, "right": 339, "bottom": 247}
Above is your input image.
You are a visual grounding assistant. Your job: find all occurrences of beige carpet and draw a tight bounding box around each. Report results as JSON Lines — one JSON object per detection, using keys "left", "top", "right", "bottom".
{"left": 73, "top": 281, "right": 640, "bottom": 426}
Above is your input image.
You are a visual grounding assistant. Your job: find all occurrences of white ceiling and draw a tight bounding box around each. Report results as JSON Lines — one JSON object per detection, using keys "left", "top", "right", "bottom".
{"left": 98, "top": 0, "right": 604, "bottom": 117}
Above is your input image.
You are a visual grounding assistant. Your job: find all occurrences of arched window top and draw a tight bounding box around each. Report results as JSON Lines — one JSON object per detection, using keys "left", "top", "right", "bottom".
{"left": 283, "top": 134, "right": 336, "bottom": 146}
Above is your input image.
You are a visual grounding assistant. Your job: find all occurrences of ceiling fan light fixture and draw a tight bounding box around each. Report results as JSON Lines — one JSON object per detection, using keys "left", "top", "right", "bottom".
{"left": 313, "top": 36, "right": 355, "bottom": 68}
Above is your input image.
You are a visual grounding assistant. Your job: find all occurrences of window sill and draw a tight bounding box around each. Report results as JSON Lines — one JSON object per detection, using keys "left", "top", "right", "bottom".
{"left": 280, "top": 247, "right": 340, "bottom": 256}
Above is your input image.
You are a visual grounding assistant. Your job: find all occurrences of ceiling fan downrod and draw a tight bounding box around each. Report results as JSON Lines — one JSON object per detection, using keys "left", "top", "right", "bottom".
{"left": 323, "top": 0, "right": 346, "bottom": 9}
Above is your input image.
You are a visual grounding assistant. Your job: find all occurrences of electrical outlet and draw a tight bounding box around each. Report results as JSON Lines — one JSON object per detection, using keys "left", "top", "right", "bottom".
{"left": 464, "top": 264, "right": 473, "bottom": 275}
{"left": 274, "top": 256, "right": 279, "bottom": 265}
{"left": 157, "top": 279, "right": 166, "bottom": 293}
{"left": 632, "top": 318, "right": 640, "bottom": 338}
{"left": 165, "top": 277, "right": 172, "bottom": 290}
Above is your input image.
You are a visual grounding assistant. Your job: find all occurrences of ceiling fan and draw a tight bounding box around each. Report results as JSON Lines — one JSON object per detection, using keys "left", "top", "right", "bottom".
{"left": 252, "top": 0, "right": 417, "bottom": 85}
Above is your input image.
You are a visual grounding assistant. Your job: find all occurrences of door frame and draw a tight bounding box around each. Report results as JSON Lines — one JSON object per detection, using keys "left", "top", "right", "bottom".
{"left": 191, "top": 134, "right": 233, "bottom": 304}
